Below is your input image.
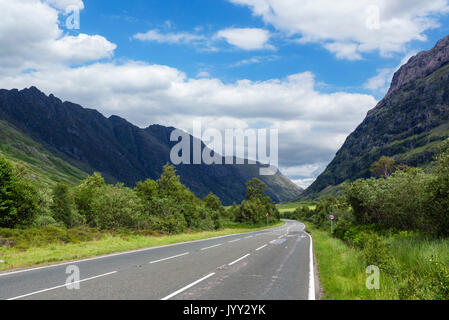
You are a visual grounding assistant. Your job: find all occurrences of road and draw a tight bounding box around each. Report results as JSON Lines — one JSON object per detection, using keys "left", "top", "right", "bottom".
{"left": 0, "top": 220, "right": 316, "bottom": 300}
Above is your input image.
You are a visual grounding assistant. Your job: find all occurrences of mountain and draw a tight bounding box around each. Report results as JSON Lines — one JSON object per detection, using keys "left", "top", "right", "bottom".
{"left": 305, "top": 35, "right": 449, "bottom": 197}
{"left": 0, "top": 119, "right": 88, "bottom": 186}
{"left": 0, "top": 87, "right": 302, "bottom": 204}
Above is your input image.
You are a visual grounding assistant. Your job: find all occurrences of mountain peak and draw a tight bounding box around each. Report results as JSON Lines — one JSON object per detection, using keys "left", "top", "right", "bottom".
{"left": 387, "top": 34, "right": 449, "bottom": 98}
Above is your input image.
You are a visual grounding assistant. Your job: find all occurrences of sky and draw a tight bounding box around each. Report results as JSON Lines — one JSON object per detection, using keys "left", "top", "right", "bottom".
{"left": 2, "top": 0, "right": 449, "bottom": 188}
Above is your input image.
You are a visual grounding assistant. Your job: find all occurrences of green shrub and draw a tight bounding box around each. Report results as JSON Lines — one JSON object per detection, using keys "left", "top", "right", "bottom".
{"left": 91, "top": 184, "right": 146, "bottom": 230}
{"left": 0, "top": 157, "right": 38, "bottom": 228}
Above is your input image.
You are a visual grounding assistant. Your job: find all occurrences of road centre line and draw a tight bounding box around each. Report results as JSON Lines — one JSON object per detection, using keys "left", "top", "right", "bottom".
{"left": 161, "top": 273, "right": 215, "bottom": 300}
{"left": 228, "top": 254, "right": 250, "bottom": 266}
{"left": 149, "top": 252, "right": 189, "bottom": 264}
{"left": 7, "top": 271, "right": 118, "bottom": 300}
{"left": 200, "top": 244, "right": 222, "bottom": 251}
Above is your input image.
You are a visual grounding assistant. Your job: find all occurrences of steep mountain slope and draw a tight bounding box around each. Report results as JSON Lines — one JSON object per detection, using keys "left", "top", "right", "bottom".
{"left": 0, "top": 87, "right": 302, "bottom": 204}
{"left": 305, "top": 35, "right": 449, "bottom": 196}
{"left": 0, "top": 119, "right": 88, "bottom": 186}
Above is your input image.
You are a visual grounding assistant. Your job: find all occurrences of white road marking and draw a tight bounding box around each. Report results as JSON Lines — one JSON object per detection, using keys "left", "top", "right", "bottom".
{"left": 0, "top": 225, "right": 285, "bottom": 278}
{"left": 244, "top": 236, "right": 253, "bottom": 239}
{"left": 7, "top": 271, "right": 118, "bottom": 300}
{"left": 228, "top": 238, "right": 241, "bottom": 243}
{"left": 149, "top": 252, "right": 189, "bottom": 264}
{"left": 228, "top": 254, "right": 250, "bottom": 266}
{"left": 255, "top": 244, "right": 267, "bottom": 251}
{"left": 161, "top": 273, "right": 215, "bottom": 300}
{"left": 200, "top": 244, "right": 222, "bottom": 251}
{"left": 305, "top": 229, "right": 316, "bottom": 300}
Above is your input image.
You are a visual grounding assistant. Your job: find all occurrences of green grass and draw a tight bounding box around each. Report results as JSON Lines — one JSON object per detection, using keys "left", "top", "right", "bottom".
{"left": 0, "top": 120, "right": 88, "bottom": 187}
{"left": 0, "top": 221, "right": 284, "bottom": 272}
{"left": 276, "top": 201, "right": 317, "bottom": 213}
{"left": 307, "top": 225, "right": 449, "bottom": 300}
{"left": 308, "top": 225, "right": 394, "bottom": 299}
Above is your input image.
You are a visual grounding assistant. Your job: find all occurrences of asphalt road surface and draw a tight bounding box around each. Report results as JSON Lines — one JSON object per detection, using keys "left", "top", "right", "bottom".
{"left": 0, "top": 220, "right": 316, "bottom": 300}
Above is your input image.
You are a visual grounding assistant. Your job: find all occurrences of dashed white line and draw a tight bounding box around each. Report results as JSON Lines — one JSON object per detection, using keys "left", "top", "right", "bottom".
{"left": 161, "top": 273, "right": 215, "bottom": 300}
{"left": 228, "top": 254, "right": 250, "bottom": 266}
{"left": 255, "top": 244, "right": 267, "bottom": 251}
{"left": 200, "top": 244, "right": 222, "bottom": 251}
{"left": 228, "top": 238, "right": 241, "bottom": 243}
{"left": 149, "top": 252, "right": 189, "bottom": 264}
{"left": 7, "top": 271, "right": 118, "bottom": 300}
{"left": 244, "top": 236, "right": 253, "bottom": 239}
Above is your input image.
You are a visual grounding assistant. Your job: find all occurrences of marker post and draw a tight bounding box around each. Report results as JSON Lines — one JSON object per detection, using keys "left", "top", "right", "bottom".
{"left": 329, "top": 215, "right": 335, "bottom": 233}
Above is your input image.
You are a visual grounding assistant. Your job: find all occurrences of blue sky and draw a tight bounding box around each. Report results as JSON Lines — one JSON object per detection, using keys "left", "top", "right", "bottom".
{"left": 76, "top": 0, "right": 449, "bottom": 98}
{"left": 2, "top": 0, "right": 449, "bottom": 188}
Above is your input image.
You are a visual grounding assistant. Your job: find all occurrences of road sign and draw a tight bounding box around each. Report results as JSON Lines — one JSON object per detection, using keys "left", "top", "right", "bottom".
{"left": 329, "top": 215, "right": 335, "bottom": 220}
{"left": 266, "top": 213, "right": 270, "bottom": 217}
{"left": 329, "top": 215, "right": 335, "bottom": 233}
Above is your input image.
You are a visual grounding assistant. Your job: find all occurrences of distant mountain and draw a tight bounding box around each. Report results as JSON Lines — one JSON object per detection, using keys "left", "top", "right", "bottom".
{"left": 305, "top": 35, "right": 449, "bottom": 197}
{"left": 0, "top": 87, "right": 302, "bottom": 204}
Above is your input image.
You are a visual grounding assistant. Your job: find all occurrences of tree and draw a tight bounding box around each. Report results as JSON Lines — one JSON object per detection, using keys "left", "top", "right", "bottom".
{"left": 158, "top": 164, "right": 182, "bottom": 196}
{"left": 0, "top": 156, "right": 18, "bottom": 228}
{"left": 51, "top": 183, "right": 73, "bottom": 227}
{"left": 370, "top": 156, "right": 396, "bottom": 178}
{"left": 157, "top": 164, "right": 198, "bottom": 204}
{"left": 0, "top": 156, "right": 38, "bottom": 228}
{"left": 425, "top": 139, "right": 449, "bottom": 236}
{"left": 74, "top": 172, "right": 105, "bottom": 225}
{"left": 203, "top": 193, "right": 224, "bottom": 214}
{"left": 136, "top": 179, "right": 159, "bottom": 203}
{"left": 245, "top": 178, "right": 266, "bottom": 200}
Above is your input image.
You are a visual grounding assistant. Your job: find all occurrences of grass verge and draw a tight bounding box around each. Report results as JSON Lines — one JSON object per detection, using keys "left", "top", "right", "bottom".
{"left": 307, "top": 224, "right": 449, "bottom": 300}
{"left": 0, "top": 221, "right": 284, "bottom": 272}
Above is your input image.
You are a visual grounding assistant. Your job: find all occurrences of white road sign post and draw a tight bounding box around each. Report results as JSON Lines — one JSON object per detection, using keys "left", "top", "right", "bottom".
{"left": 329, "top": 215, "right": 335, "bottom": 233}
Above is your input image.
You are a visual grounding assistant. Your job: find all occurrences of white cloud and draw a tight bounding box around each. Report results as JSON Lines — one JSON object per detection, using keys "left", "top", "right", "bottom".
{"left": 230, "top": 55, "right": 279, "bottom": 67}
{"left": 215, "top": 28, "right": 274, "bottom": 50}
{"left": 0, "top": 0, "right": 115, "bottom": 73}
{"left": 44, "top": 0, "right": 84, "bottom": 10}
{"left": 197, "top": 71, "right": 211, "bottom": 78}
{"left": 133, "top": 29, "right": 206, "bottom": 45}
{"left": 364, "top": 51, "right": 417, "bottom": 93}
{"left": 0, "top": 0, "right": 379, "bottom": 184}
{"left": 324, "top": 42, "right": 362, "bottom": 61}
{"left": 291, "top": 178, "right": 316, "bottom": 189}
{"left": 0, "top": 62, "right": 376, "bottom": 181}
{"left": 229, "top": 0, "right": 449, "bottom": 59}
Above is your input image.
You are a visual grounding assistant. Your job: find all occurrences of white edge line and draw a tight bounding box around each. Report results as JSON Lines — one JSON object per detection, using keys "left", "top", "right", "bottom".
{"left": 255, "top": 244, "right": 267, "bottom": 251}
{"left": 7, "top": 271, "right": 118, "bottom": 300}
{"left": 305, "top": 228, "right": 316, "bottom": 300}
{"left": 0, "top": 224, "right": 287, "bottom": 278}
{"left": 200, "top": 244, "right": 222, "bottom": 251}
{"left": 161, "top": 273, "right": 215, "bottom": 300}
{"left": 150, "top": 252, "right": 189, "bottom": 264}
{"left": 228, "top": 254, "right": 250, "bottom": 266}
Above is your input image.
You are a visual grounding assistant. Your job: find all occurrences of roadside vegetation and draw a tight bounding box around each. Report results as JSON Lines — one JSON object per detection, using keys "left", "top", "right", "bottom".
{"left": 0, "top": 158, "right": 280, "bottom": 271}
{"left": 283, "top": 139, "right": 449, "bottom": 300}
